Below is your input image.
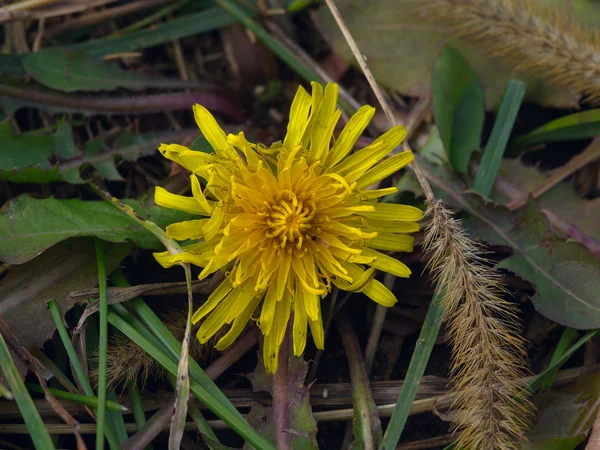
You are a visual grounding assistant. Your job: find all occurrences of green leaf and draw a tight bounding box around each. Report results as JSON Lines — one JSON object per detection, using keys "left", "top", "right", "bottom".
{"left": 463, "top": 200, "right": 600, "bottom": 329}
{"left": 0, "top": 7, "right": 234, "bottom": 78}
{"left": 316, "top": 0, "right": 595, "bottom": 109}
{"left": 432, "top": 45, "right": 484, "bottom": 174}
{"left": 512, "top": 109, "right": 600, "bottom": 151}
{"left": 23, "top": 49, "right": 202, "bottom": 92}
{"left": 404, "top": 149, "right": 600, "bottom": 330}
{"left": 472, "top": 79, "right": 525, "bottom": 196}
{"left": 0, "top": 124, "right": 196, "bottom": 184}
{"left": 0, "top": 195, "right": 194, "bottom": 264}
{"left": 0, "top": 121, "right": 60, "bottom": 183}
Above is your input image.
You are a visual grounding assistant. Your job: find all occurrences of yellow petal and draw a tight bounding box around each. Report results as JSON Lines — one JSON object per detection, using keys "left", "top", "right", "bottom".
{"left": 197, "top": 288, "right": 242, "bottom": 344}
{"left": 260, "top": 284, "right": 278, "bottom": 336}
{"left": 155, "top": 186, "right": 209, "bottom": 215}
{"left": 192, "top": 278, "right": 233, "bottom": 323}
{"left": 276, "top": 250, "right": 292, "bottom": 300}
{"left": 159, "top": 143, "right": 214, "bottom": 173}
{"left": 356, "top": 203, "right": 424, "bottom": 222}
{"left": 166, "top": 219, "right": 208, "bottom": 240}
{"left": 282, "top": 85, "right": 312, "bottom": 150}
{"left": 363, "top": 278, "right": 397, "bottom": 307}
{"left": 202, "top": 204, "right": 225, "bottom": 241}
{"left": 355, "top": 151, "right": 414, "bottom": 190}
{"left": 263, "top": 327, "right": 279, "bottom": 374}
{"left": 228, "top": 131, "right": 260, "bottom": 168}
{"left": 332, "top": 125, "right": 407, "bottom": 176}
{"left": 326, "top": 105, "right": 376, "bottom": 168}
{"left": 293, "top": 292, "right": 308, "bottom": 356}
{"left": 360, "top": 187, "right": 398, "bottom": 200}
{"left": 274, "top": 289, "right": 292, "bottom": 345}
{"left": 369, "top": 234, "right": 414, "bottom": 252}
{"left": 303, "top": 292, "right": 320, "bottom": 322}
{"left": 152, "top": 249, "right": 212, "bottom": 269}
{"left": 191, "top": 175, "right": 213, "bottom": 214}
{"left": 357, "top": 218, "right": 420, "bottom": 233}
{"left": 308, "top": 299, "right": 324, "bottom": 350}
{"left": 192, "top": 104, "right": 235, "bottom": 158}
{"left": 307, "top": 83, "right": 339, "bottom": 160}
{"left": 215, "top": 292, "right": 262, "bottom": 350}
{"left": 362, "top": 248, "right": 412, "bottom": 277}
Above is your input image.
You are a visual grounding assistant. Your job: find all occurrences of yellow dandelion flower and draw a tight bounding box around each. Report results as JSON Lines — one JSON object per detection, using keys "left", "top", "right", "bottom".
{"left": 154, "top": 82, "right": 423, "bottom": 373}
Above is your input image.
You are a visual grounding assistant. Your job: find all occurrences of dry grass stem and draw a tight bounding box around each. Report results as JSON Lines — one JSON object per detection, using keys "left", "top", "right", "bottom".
{"left": 419, "top": 0, "right": 600, "bottom": 101}
{"left": 423, "top": 201, "right": 533, "bottom": 449}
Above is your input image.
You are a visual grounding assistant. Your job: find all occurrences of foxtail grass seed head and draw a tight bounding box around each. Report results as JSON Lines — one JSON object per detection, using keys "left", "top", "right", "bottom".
{"left": 419, "top": 0, "right": 600, "bottom": 101}
{"left": 154, "top": 82, "right": 422, "bottom": 373}
{"left": 423, "top": 201, "right": 532, "bottom": 450}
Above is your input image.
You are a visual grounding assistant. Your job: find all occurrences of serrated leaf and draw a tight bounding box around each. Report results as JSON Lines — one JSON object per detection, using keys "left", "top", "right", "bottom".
{"left": 433, "top": 45, "right": 484, "bottom": 174}
{"left": 463, "top": 200, "right": 600, "bottom": 329}
{"left": 0, "top": 194, "right": 194, "bottom": 264}
{"left": 23, "top": 49, "right": 204, "bottom": 92}
{"left": 0, "top": 124, "right": 197, "bottom": 184}
{"left": 245, "top": 344, "right": 318, "bottom": 450}
{"left": 493, "top": 158, "right": 600, "bottom": 249}
{"left": 525, "top": 371, "right": 600, "bottom": 449}
{"left": 315, "top": 0, "right": 597, "bottom": 108}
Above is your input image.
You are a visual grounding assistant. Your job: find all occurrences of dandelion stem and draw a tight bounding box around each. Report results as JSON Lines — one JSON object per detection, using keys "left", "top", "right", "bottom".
{"left": 272, "top": 321, "right": 292, "bottom": 450}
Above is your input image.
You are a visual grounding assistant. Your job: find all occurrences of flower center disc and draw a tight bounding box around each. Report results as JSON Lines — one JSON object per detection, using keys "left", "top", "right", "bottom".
{"left": 265, "top": 190, "right": 316, "bottom": 249}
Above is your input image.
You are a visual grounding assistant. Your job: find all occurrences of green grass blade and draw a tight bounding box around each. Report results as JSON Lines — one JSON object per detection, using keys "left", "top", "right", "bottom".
{"left": 530, "top": 329, "right": 598, "bottom": 392}
{"left": 95, "top": 239, "right": 109, "bottom": 450}
{"left": 46, "top": 300, "right": 120, "bottom": 449}
{"left": 472, "top": 79, "right": 526, "bottom": 197}
{"left": 26, "top": 384, "right": 126, "bottom": 412}
{"left": 126, "top": 380, "right": 153, "bottom": 450}
{"left": 379, "top": 289, "right": 444, "bottom": 450}
{"left": 47, "top": 300, "right": 95, "bottom": 395}
{"left": 107, "top": 390, "right": 128, "bottom": 443}
{"left": 512, "top": 108, "right": 600, "bottom": 151}
{"left": 0, "top": 332, "right": 55, "bottom": 450}
{"left": 107, "top": 310, "right": 276, "bottom": 450}
{"left": 537, "top": 327, "right": 578, "bottom": 391}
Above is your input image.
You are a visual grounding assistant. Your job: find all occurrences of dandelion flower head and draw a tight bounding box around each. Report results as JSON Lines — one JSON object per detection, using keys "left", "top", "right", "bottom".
{"left": 154, "top": 82, "right": 423, "bottom": 373}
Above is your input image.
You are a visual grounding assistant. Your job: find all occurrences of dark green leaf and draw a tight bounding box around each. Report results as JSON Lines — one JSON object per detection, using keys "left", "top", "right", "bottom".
{"left": 432, "top": 45, "right": 484, "bottom": 174}
{"left": 0, "top": 195, "right": 194, "bottom": 264}
{"left": 0, "top": 121, "right": 59, "bottom": 183}
{"left": 512, "top": 109, "right": 600, "bottom": 151}
{"left": 23, "top": 49, "right": 202, "bottom": 92}
{"left": 0, "top": 7, "right": 234, "bottom": 78}
{"left": 463, "top": 200, "right": 600, "bottom": 329}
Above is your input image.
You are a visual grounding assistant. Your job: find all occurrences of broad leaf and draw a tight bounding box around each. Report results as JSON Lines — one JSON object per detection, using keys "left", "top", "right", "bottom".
{"left": 23, "top": 49, "right": 203, "bottom": 92}
{"left": 432, "top": 45, "right": 484, "bottom": 174}
{"left": 0, "top": 195, "right": 194, "bottom": 264}
{"left": 0, "top": 239, "right": 129, "bottom": 374}
{"left": 315, "top": 0, "right": 600, "bottom": 108}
